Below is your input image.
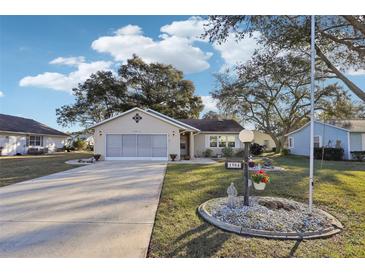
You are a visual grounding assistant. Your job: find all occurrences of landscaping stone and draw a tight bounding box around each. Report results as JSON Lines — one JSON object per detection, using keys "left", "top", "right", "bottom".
{"left": 199, "top": 196, "right": 343, "bottom": 239}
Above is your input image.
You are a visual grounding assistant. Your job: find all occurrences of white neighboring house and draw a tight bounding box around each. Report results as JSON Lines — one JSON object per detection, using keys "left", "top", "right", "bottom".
{"left": 0, "top": 114, "right": 68, "bottom": 156}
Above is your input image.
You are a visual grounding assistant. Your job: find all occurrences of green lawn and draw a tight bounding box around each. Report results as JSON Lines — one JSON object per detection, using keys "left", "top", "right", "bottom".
{"left": 148, "top": 155, "right": 365, "bottom": 258}
{"left": 0, "top": 152, "right": 92, "bottom": 187}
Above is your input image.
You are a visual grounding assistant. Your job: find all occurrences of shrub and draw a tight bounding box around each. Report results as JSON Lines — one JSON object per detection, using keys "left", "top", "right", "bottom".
{"left": 28, "top": 147, "right": 46, "bottom": 155}
{"left": 314, "top": 147, "right": 344, "bottom": 161}
{"left": 203, "top": 149, "right": 213, "bottom": 158}
{"left": 350, "top": 151, "right": 365, "bottom": 161}
{"left": 235, "top": 149, "right": 245, "bottom": 157}
{"left": 250, "top": 143, "right": 263, "bottom": 156}
{"left": 281, "top": 148, "right": 290, "bottom": 156}
{"left": 72, "top": 139, "right": 87, "bottom": 151}
{"left": 222, "top": 147, "right": 234, "bottom": 158}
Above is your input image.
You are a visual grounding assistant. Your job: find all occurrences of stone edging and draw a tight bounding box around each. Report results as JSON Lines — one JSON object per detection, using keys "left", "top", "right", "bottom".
{"left": 198, "top": 197, "right": 343, "bottom": 240}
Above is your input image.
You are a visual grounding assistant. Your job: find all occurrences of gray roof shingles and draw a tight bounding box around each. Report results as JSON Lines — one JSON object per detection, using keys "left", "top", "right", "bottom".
{"left": 0, "top": 114, "right": 68, "bottom": 136}
{"left": 178, "top": 119, "right": 243, "bottom": 132}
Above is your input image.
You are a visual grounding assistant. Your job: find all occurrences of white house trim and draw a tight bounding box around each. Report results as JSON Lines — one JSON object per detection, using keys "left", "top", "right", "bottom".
{"left": 285, "top": 120, "right": 350, "bottom": 136}
{"left": 89, "top": 107, "right": 197, "bottom": 131}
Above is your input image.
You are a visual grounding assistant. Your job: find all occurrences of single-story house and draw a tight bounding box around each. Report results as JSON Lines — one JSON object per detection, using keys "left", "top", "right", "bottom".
{"left": 252, "top": 131, "right": 276, "bottom": 151}
{"left": 0, "top": 114, "right": 68, "bottom": 156}
{"left": 90, "top": 107, "right": 248, "bottom": 161}
{"left": 285, "top": 120, "right": 365, "bottom": 160}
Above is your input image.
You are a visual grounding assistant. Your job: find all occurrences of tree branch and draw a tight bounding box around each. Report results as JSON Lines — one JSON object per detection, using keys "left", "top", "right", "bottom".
{"left": 316, "top": 45, "right": 365, "bottom": 101}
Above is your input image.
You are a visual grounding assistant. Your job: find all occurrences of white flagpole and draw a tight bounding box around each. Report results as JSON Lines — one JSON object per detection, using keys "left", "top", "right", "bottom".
{"left": 309, "top": 15, "right": 315, "bottom": 213}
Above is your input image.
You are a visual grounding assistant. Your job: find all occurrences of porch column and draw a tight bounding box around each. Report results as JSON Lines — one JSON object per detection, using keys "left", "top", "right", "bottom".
{"left": 189, "top": 132, "right": 195, "bottom": 159}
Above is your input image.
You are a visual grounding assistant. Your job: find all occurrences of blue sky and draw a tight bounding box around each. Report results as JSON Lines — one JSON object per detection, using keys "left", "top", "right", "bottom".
{"left": 0, "top": 16, "right": 364, "bottom": 132}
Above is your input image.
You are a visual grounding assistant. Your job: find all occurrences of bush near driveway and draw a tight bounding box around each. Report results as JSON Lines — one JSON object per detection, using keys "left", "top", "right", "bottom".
{"left": 0, "top": 152, "right": 92, "bottom": 187}
{"left": 148, "top": 155, "right": 365, "bottom": 258}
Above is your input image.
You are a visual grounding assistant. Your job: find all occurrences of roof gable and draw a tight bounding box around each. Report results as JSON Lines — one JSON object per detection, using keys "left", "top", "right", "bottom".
{"left": 0, "top": 114, "right": 68, "bottom": 136}
{"left": 286, "top": 120, "right": 350, "bottom": 136}
{"left": 89, "top": 107, "right": 199, "bottom": 131}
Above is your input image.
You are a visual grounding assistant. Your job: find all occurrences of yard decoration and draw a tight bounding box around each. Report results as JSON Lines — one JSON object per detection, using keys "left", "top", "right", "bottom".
{"left": 169, "top": 154, "right": 177, "bottom": 161}
{"left": 227, "top": 183, "right": 238, "bottom": 208}
{"left": 251, "top": 170, "right": 270, "bottom": 190}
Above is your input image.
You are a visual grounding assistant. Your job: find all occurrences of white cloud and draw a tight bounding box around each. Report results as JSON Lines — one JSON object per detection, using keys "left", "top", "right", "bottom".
{"left": 160, "top": 16, "right": 207, "bottom": 41}
{"left": 19, "top": 60, "right": 112, "bottom": 93}
{"left": 213, "top": 31, "right": 261, "bottom": 68}
{"left": 201, "top": 95, "right": 218, "bottom": 113}
{"left": 347, "top": 68, "right": 365, "bottom": 76}
{"left": 91, "top": 24, "right": 212, "bottom": 74}
{"left": 49, "top": 56, "right": 86, "bottom": 66}
{"left": 0, "top": 90, "right": 4, "bottom": 97}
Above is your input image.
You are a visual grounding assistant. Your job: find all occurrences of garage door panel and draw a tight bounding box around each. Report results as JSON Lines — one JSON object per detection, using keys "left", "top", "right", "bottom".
{"left": 106, "top": 134, "right": 167, "bottom": 159}
{"left": 106, "top": 135, "right": 122, "bottom": 157}
{"left": 122, "top": 135, "right": 137, "bottom": 157}
{"left": 152, "top": 135, "right": 167, "bottom": 157}
{"left": 137, "top": 135, "right": 152, "bottom": 157}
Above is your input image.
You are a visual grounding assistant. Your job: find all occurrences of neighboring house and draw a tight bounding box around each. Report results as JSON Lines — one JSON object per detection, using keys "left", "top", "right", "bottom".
{"left": 252, "top": 131, "right": 276, "bottom": 151}
{"left": 90, "top": 107, "right": 245, "bottom": 161}
{"left": 0, "top": 114, "right": 68, "bottom": 156}
{"left": 285, "top": 120, "right": 365, "bottom": 160}
{"left": 66, "top": 132, "right": 94, "bottom": 147}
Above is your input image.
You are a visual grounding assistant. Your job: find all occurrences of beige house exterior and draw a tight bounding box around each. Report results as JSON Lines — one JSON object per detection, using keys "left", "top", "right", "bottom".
{"left": 252, "top": 131, "right": 276, "bottom": 151}
{"left": 91, "top": 108, "right": 276, "bottom": 161}
{"left": 90, "top": 108, "right": 247, "bottom": 161}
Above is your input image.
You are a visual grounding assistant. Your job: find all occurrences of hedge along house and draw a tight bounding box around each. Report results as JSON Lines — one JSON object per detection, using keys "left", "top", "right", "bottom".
{"left": 0, "top": 114, "right": 68, "bottom": 156}
{"left": 90, "top": 107, "right": 245, "bottom": 161}
{"left": 285, "top": 120, "right": 365, "bottom": 160}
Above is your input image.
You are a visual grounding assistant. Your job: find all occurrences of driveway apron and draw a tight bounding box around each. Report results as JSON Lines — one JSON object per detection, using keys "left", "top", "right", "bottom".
{"left": 0, "top": 161, "right": 166, "bottom": 257}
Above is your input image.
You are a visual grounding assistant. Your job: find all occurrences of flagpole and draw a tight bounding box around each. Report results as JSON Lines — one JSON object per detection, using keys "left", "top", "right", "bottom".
{"left": 309, "top": 15, "right": 315, "bottom": 213}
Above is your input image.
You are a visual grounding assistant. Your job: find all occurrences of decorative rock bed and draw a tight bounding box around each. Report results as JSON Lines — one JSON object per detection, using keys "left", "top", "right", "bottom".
{"left": 198, "top": 196, "right": 343, "bottom": 239}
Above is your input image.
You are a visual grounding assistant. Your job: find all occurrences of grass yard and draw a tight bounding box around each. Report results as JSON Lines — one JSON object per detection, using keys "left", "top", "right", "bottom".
{"left": 0, "top": 152, "right": 92, "bottom": 187}
{"left": 148, "top": 155, "right": 365, "bottom": 257}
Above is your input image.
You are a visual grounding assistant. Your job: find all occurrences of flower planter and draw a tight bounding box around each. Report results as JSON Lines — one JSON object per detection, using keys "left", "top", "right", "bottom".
{"left": 253, "top": 182, "right": 267, "bottom": 190}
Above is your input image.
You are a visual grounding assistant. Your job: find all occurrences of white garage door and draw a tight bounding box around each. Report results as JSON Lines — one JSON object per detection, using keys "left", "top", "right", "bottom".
{"left": 106, "top": 134, "right": 168, "bottom": 160}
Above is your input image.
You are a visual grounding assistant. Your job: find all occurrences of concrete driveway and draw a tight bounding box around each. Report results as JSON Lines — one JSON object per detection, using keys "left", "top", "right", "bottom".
{"left": 0, "top": 161, "right": 166, "bottom": 257}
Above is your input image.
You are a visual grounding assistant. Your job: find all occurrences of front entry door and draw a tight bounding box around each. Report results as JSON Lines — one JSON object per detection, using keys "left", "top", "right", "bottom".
{"left": 180, "top": 135, "right": 188, "bottom": 156}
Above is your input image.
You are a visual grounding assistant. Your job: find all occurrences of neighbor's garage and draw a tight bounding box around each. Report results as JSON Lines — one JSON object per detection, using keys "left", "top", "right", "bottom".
{"left": 106, "top": 134, "right": 167, "bottom": 160}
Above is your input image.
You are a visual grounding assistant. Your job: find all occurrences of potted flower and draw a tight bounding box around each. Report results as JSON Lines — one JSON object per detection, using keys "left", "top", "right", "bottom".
{"left": 251, "top": 170, "right": 270, "bottom": 190}
{"left": 170, "top": 154, "right": 177, "bottom": 161}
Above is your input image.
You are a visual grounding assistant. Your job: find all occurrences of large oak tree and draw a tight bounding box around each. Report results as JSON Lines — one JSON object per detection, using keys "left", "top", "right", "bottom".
{"left": 212, "top": 52, "right": 354, "bottom": 150}
{"left": 204, "top": 15, "right": 365, "bottom": 101}
{"left": 56, "top": 55, "right": 203, "bottom": 128}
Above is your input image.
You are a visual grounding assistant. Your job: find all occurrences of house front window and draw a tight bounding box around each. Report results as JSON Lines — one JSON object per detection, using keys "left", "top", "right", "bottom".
{"left": 314, "top": 136, "right": 321, "bottom": 148}
{"left": 27, "top": 135, "right": 43, "bottom": 146}
{"left": 218, "top": 136, "right": 226, "bottom": 147}
{"left": 209, "top": 136, "right": 218, "bottom": 147}
{"left": 209, "top": 135, "right": 236, "bottom": 148}
{"left": 288, "top": 137, "right": 294, "bottom": 148}
{"left": 227, "top": 136, "right": 236, "bottom": 147}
